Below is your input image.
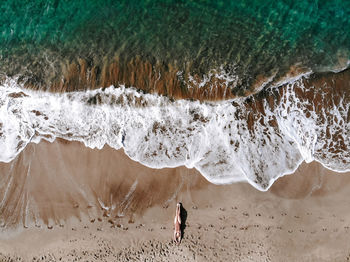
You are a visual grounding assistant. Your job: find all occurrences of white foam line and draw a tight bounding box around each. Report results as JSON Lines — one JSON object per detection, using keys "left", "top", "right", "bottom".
{"left": 97, "top": 198, "right": 109, "bottom": 211}
{"left": 0, "top": 74, "right": 349, "bottom": 191}
{"left": 121, "top": 180, "right": 138, "bottom": 206}
{"left": 0, "top": 175, "right": 13, "bottom": 210}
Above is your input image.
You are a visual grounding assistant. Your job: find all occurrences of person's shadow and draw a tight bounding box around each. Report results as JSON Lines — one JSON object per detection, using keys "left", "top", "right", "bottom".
{"left": 179, "top": 203, "right": 187, "bottom": 238}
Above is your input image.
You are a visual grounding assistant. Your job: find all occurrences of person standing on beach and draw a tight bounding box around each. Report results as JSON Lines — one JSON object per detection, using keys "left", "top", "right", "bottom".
{"left": 174, "top": 203, "right": 182, "bottom": 244}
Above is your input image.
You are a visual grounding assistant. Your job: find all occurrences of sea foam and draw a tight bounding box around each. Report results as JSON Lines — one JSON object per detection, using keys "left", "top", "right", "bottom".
{"left": 0, "top": 76, "right": 349, "bottom": 191}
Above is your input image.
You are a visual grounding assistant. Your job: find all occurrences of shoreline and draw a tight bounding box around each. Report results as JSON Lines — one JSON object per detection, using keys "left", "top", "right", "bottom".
{"left": 1, "top": 68, "right": 349, "bottom": 190}
{"left": 1, "top": 139, "right": 350, "bottom": 261}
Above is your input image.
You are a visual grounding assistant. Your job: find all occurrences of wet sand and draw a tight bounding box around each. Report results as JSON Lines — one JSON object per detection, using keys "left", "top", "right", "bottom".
{"left": 1, "top": 139, "right": 350, "bottom": 261}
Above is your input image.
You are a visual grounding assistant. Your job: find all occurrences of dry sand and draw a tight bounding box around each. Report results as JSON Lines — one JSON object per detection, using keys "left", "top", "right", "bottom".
{"left": 0, "top": 139, "right": 350, "bottom": 261}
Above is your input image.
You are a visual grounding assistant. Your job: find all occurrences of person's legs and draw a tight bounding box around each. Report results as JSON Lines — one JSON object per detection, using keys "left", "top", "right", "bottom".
{"left": 177, "top": 213, "right": 181, "bottom": 224}
{"left": 176, "top": 203, "right": 181, "bottom": 223}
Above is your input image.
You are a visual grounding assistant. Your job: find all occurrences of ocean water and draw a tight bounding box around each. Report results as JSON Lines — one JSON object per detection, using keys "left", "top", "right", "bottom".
{"left": 0, "top": 1, "right": 349, "bottom": 190}
{"left": 0, "top": 0, "right": 349, "bottom": 93}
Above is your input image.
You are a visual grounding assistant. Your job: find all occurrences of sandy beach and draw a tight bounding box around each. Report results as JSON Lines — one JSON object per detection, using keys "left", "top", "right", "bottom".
{"left": 1, "top": 1, "right": 349, "bottom": 261}
{"left": 1, "top": 139, "right": 350, "bottom": 261}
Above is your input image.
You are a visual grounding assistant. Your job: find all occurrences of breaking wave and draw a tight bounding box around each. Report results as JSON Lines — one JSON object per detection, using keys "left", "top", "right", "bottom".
{"left": 0, "top": 72, "right": 349, "bottom": 191}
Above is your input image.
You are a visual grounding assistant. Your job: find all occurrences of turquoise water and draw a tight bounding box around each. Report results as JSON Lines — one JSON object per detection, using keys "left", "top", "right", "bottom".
{"left": 0, "top": 0, "right": 349, "bottom": 92}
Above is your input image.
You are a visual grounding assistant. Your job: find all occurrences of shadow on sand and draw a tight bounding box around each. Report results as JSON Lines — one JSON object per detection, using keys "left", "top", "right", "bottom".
{"left": 179, "top": 203, "right": 188, "bottom": 238}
